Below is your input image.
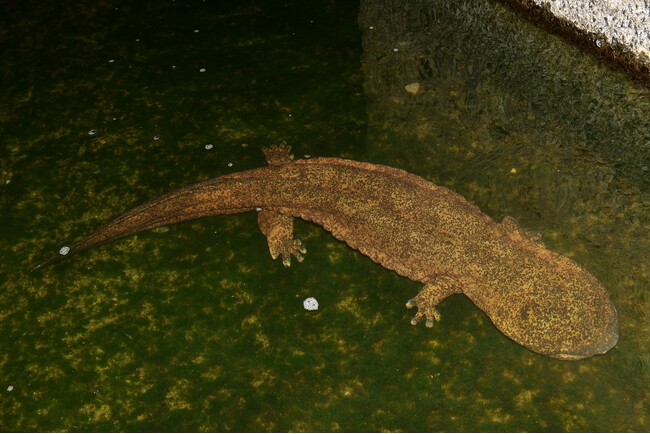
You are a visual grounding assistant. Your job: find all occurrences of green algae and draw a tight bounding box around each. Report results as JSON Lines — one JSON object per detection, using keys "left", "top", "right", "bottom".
{"left": 1, "top": 0, "right": 648, "bottom": 431}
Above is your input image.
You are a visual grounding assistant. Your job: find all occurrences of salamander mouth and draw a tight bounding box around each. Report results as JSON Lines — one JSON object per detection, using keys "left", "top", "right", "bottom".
{"left": 552, "top": 308, "right": 619, "bottom": 361}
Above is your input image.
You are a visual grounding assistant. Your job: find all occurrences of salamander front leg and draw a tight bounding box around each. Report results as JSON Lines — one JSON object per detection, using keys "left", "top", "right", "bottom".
{"left": 406, "top": 276, "right": 462, "bottom": 327}
{"left": 257, "top": 210, "right": 306, "bottom": 267}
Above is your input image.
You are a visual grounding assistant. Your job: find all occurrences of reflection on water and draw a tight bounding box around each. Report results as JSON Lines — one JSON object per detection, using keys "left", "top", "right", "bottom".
{"left": 1, "top": 0, "right": 648, "bottom": 431}
{"left": 360, "top": 0, "right": 649, "bottom": 430}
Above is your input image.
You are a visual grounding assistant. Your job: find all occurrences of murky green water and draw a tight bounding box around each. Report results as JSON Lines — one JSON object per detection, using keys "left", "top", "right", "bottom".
{"left": 1, "top": 0, "right": 648, "bottom": 431}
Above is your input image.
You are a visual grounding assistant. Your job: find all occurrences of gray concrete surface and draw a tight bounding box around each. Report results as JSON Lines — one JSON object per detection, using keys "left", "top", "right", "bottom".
{"left": 533, "top": 0, "right": 649, "bottom": 62}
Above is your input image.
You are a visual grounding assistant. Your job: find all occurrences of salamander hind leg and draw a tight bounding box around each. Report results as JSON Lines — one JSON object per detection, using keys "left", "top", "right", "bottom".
{"left": 262, "top": 142, "right": 293, "bottom": 165}
{"left": 257, "top": 210, "right": 306, "bottom": 267}
{"left": 258, "top": 142, "right": 305, "bottom": 266}
{"left": 406, "top": 276, "right": 462, "bottom": 327}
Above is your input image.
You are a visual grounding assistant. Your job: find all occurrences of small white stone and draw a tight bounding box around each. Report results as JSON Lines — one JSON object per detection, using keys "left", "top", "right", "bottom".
{"left": 108, "top": 59, "right": 115, "bottom": 63}
{"left": 6, "top": 385, "right": 13, "bottom": 392}
{"left": 404, "top": 82, "right": 420, "bottom": 95}
{"left": 303, "top": 297, "right": 319, "bottom": 311}
{"left": 227, "top": 162, "right": 233, "bottom": 167}
{"left": 255, "top": 207, "right": 262, "bottom": 212}
{"left": 59, "top": 246, "right": 71, "bottom": 256}
{"left": 153, "top": 135, "right": 160, "bottom": 141}
{"left": 205, "top": 144, "right": 213, "bottom": 150}
{"left": 199, "top": 68, "right": 206, "bottom": 73}
{"left": 87, "top": 129, "right": 97, "bottom": 136}
{"left": 392, "top": 47, "right": 399, "bottom": 52}
{"left": 194, "top": 29, "right": 200, "bottom": 33}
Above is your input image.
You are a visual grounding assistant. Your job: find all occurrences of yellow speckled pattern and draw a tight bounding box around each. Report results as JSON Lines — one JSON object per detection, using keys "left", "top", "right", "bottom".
{"left": 37, "top": 145, "right": 618, "bottom": 360}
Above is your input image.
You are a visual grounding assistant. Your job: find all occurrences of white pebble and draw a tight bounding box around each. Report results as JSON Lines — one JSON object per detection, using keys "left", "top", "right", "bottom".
{"left": 404, "top": 82, "right": 420, "bottom": 95}
{"left": 199, "top": 68, "right": 206, "bottom": 73}
{"left": 392, "top": 48, "right": 399, "bottom": 52}
{"left": 303, "top": 297, "right": 319, "bottom": 311}
{"left": 6, "top": 385, "right": 13, "bottom": 392}
{"left": 255, "top": 207, "right": 262, "bottom": 212}
{"left": 59, "top": 246, "right": 71, "bottom": 256}
{"left": 153, "top": 135, "right": 160, "bottom": 141}
{"left": 87, "top": 129, "right": 97, "bottom": 136}
{"left": 205, "top": 144, "right": 213, "bottom": 150}
{"left": 108, "top": 59, "right": 115, "bottom": 63}
{"left": 227, "top": 162, "right": 233, "bottom": 167}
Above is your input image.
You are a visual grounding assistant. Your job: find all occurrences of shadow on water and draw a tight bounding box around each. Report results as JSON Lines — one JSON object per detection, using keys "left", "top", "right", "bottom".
{"left": 0, "top": 0, "right": 648, "bottom": 431}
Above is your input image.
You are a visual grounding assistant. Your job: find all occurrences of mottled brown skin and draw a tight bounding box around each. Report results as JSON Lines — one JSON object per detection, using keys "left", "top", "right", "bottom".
{"left": 35, "top": 144, "right": 618, "bottom": 360}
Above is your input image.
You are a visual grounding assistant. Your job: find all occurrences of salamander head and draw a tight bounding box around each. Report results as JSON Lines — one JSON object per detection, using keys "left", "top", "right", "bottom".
{"left": 488, "top": 217, "right": 619, "bottom": 360}
{"left": 500, "top": 252, "right": 619, "bottom": 360}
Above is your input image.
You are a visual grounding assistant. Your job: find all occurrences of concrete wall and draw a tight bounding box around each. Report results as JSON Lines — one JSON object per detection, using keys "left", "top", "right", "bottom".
{"left": 527, "top": 0, "right": 649, "bottom": 63}
{"left": 516, "top": 0, "right": 650, "bottom": 79}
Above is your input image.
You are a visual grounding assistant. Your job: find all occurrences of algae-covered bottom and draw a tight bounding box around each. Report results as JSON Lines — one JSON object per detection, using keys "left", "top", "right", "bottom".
{"left": 1, "top": 0, "right": 648, "bottom": 431}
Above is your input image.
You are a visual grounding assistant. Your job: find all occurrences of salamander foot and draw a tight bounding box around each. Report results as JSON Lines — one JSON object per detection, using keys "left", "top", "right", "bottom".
{"left": 406, "top": 296, "right": 441, "bottom": 327}
{"left": 405, "top": 277, "right": 462, "bottom": 327}
{"left": 274, "top": 238, "right": 307, "bottom": 267}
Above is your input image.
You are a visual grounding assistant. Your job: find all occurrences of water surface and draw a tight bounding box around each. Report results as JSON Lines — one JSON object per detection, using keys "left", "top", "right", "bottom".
{"left": 1, "top": 0, "right": 648, "bottom": 431}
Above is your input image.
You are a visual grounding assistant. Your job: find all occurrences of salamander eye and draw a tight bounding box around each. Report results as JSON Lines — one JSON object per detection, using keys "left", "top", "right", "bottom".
{"left": 519, "top": 301, "right": 542, "bottom": 324}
